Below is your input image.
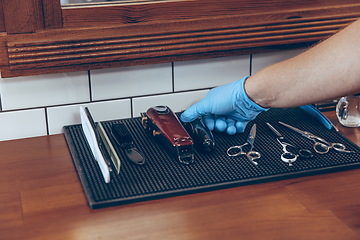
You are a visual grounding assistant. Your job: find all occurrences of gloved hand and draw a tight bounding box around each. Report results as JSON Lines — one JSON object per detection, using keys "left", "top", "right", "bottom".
{"left": 180, "top": 76, "right": 269, "bottom": 134}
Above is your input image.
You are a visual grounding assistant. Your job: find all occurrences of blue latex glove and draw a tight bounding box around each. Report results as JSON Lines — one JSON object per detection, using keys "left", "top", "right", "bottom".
{"left": 180, "top": 76, "right": 269, "bottom": 134}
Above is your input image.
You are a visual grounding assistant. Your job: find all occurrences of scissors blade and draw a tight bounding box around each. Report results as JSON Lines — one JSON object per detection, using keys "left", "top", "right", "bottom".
{"left": 278, "top": 122, "right": 310, "bottom": 138}
{"left": 247, "top": 124, "right": 257, "bottom": 145}
{"left": 266, "top": 122, "right": 294, "bottom": 147}
{"left": 266, "top": 122, "right": 282, "bottom": 137}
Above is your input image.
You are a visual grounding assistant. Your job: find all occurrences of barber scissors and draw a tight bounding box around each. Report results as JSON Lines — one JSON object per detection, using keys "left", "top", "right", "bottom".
{"left": 279, "top": 121, "right": 354, "bottom": 154}
{"left": 266, "top": 122, "right": 313, "bottom": 166}
{"left": 227, "top": 124, "right": 261, "bottom": 165}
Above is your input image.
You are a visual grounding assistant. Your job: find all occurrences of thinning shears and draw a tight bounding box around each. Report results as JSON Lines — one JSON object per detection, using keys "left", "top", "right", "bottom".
{"left": 279, "top": 121, "right": 354, "bottom": 154}
{"left": 266, "top": 122, "right": 313, "bottom": 166}
{"left": 227, "top": 124, "right": 261, "bottom": 165}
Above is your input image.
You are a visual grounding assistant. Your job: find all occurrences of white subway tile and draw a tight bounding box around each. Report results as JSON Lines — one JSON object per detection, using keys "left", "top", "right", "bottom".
{"left": 174, "top": 55, "right": 250, "bottom": 91}
{"left": 132, "top": 90, "right": 209, "bottom": 117}
{"left": 47, "top": 99, "right": 131, "bottom": 134}
{"left": 0, "top": 109, "right": 47, "bottom": 141}
{"left": 90, "top": 63, "right": 172, "bottom": 101}
{"left": 0, "top": 72, "right": 89, "bottom": 111}
{"left": 252, "top": 48, "right": 306, "bottom": 75}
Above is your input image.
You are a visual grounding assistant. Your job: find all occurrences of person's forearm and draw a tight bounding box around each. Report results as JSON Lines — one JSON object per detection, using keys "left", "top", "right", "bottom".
{"left": 245, "top": 18, "right": 360, "bottom": 109}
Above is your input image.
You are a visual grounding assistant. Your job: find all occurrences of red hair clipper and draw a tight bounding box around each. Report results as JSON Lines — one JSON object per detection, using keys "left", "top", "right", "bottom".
{"left": 141, "top": 106, "right": 194, "bottom": 164}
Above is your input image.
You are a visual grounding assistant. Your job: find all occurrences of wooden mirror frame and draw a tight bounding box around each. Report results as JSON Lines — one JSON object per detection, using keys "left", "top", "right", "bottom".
{"left": 0, "top": 0, "right": 359, "bottom": 78}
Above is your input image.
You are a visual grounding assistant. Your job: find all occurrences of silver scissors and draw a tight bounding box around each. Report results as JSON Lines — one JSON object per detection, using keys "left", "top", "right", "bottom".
{"left": 227, "top": 124, "right": 261, "bottom": 165}
{"left": 266, "top": 122, "right": 313, "bottom": 166}
{"left": 279, "top": 121, "right": 354, "bottom": 154}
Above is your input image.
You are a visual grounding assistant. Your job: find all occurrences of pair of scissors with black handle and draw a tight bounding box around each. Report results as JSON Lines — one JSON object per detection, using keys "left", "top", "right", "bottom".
{"left": 278, "top": 122, "right": 354, "bottom": 154}
{"left": 266, "top": 122, "right": 313, "bottom": 166}
{"left": 227, "top": 124, "right": 261, "bottom": 165}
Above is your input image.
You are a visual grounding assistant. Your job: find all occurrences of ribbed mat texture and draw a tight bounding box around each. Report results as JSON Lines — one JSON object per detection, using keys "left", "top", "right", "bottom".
{"left": 63, "top": 107, "right": 360, "bottom": 209}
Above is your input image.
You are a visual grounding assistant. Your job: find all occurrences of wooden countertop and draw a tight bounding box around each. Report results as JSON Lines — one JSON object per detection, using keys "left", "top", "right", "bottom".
{"left": 2, "top": 111, "right": 360, "bottom": 240}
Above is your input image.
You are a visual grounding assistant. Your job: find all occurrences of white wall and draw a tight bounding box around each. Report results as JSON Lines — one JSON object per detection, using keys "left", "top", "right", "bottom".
{"left": 0, "top": 49, "right": 305, "bottom": 142}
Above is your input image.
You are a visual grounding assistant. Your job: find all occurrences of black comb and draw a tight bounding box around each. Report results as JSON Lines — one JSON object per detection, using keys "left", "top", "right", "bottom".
{"left": 111, "top": 123, "right": 146, "bottom": 165}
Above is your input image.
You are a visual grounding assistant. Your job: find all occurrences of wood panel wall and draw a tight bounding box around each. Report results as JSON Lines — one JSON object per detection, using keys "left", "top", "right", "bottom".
{"left": 0, "top": 0, "right": 359, "bottom": 77}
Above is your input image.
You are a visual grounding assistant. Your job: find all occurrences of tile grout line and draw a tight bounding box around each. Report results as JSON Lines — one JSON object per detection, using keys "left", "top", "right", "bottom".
{"left": 0, "top": 87, "right": 212, "bottom": 114}
{"left": 130, "top": 98, "right": 134, "bottom": 118}
{"left": 0, "top": 86, "right": 2, "bottom": 111}
{"left": 45, "top": 108, "right": 50, "bottom": 135}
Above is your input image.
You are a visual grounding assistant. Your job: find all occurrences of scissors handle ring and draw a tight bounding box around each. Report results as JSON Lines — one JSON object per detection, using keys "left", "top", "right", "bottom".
{"left": 247, "top": 151, "right": 261, "bottom": 160}
{"left": 227, "top": 145, "right": 245, "bottom": 157}
{"left": 330, "top": 142, "right": 354, "bottom": 153}
{"left": 313, "top": 142, "right": 330, "bottom": 154}
{"left": 331, "top": 142, "right": 346, "bottom": 151}
{"left": 298, "top": 149, "right": 313, "bottom": 158}
{"left": 281, "top": 152, "right": 297, "bottom": 162}
{"left": 313, "top": 141, "right": 351, "bottom": 154}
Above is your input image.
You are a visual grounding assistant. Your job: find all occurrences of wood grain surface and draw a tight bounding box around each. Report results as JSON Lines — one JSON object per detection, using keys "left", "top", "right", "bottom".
{"left": 1, "top": 111, "right": 360, "bottom": 240}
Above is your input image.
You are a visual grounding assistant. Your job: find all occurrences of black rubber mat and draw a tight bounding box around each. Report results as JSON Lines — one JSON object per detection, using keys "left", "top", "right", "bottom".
{"left": 63, "top": 107, "right": 360, "bottom": 209}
